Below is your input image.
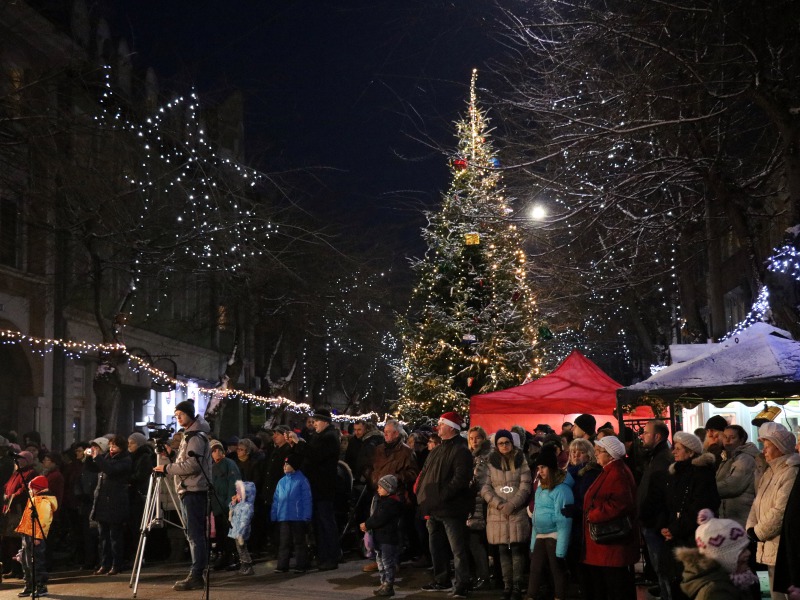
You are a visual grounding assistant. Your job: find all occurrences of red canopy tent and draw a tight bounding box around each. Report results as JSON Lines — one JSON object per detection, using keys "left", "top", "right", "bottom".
{"left": 469, "top": 349, "right": 654, "bottom": 435}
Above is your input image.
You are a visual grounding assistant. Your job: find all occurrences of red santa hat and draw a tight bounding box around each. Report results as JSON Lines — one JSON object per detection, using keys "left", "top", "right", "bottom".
{"left": 439, "top": 411, "right": 463, "bottom": 431}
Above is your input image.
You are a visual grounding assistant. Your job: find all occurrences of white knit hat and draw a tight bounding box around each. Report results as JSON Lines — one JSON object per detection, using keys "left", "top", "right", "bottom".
{"left": 758, "top": 422, "right": 797, "bottom": 456}
{"left": 595, "top": 435, "right": 626, "bottom": 460}
{"left": 673, "top": 431, "right": 703, "bottom": 457}
{"left": 91, "top": 437, "right": 110, "bottom": 453}
{"left": 694, "top": 509, "right": 749, "bottom": 574}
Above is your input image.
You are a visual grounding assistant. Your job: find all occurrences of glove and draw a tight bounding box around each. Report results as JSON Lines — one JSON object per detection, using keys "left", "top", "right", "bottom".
{"left": 500, "top": 502, "right": 516, "bottom": 516}
{"left": 747, "top": 527, "right": 760, "bottom": 542}
{"left": 560, "top": 504, "right": 577, "bottom": 518}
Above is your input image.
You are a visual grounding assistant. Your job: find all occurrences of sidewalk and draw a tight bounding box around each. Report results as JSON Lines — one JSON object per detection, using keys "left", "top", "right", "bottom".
{"left": 0, "top": 557, "right": 438, "bottom": 600}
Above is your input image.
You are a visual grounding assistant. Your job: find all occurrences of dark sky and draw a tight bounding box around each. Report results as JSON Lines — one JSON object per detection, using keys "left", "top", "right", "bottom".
{"left": 111, "top": 1, "right": 506, "bottom": 255}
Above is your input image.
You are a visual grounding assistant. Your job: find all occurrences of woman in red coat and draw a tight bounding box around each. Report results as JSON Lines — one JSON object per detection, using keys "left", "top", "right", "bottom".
{"left": 582, "top": 435, "right": 638, "bottom": 600}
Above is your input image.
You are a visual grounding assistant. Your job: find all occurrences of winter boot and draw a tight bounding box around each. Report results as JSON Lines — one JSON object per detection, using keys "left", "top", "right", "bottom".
{"left": 376, "top": 583, "right": 395, "bottom": 597}
{"left": 239, "top": 562, "right": 254, "bottom": 576}
{"left": 17, "top": 584, "right": 32, "bottom": 598}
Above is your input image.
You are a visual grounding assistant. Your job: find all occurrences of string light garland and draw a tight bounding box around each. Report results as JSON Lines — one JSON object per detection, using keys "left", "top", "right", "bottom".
{"left": 0, "top": 329, "right": 385, "bottom": 424}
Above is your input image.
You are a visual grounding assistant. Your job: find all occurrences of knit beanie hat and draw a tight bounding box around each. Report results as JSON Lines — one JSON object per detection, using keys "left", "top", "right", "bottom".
{"left": 285, "top": 453, "right": 303, "bottom": 471}
{"left": 91, "top": 437, "right": 110, "bottom": 453}
{"left": 439, "top": 411, "right": 463, "bottom": 431}
{"left": 758, "top": 422, "right": 797, "bottom": 456}
{"left": 535, "top": 444, "right": 559, "bottom": 471}
{"left": 595, "top": 435, "right": 626, "bottom": 460}
{"left": 494, "top": 429, "right": 513, "bottom": 448}
{"left": 695, "top": 509, "right": 749, "bottom": 574}
{"left": 705, "top": 415, "right": 729, "bottom": 432}
{"left": 673, "top": 431, "right": 703, "bottom": 457}
{"left": 128, "top": 432, "right": 147, "bottom": 448}
{"left": 574, "top": 414, "right": 596, "bottom": 436}
{"left": 17, "top": 450, "right": 34, "bottom": 468}
{"left": 378, "top": 474, "right": 399, "bottom": 494}
{"left": 210, "top": 439, "right": 224, "bottom": 453}
{"left": 29, "top": 475, "right": 49, "bottom": 493}
{"left": 175, "top": 400, "right": 196, "bottom": 419}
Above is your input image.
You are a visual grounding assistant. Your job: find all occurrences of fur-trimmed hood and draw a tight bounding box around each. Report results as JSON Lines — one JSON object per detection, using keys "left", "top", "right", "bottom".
{"left": 488, "top": 449, "right": 526, "bottom": 470}
{"left": 674, "top": 546, "right": 749, "bottom": 599}
{"left": 669, "top": 450, "right": 716, "bottom": 474}
{"left": 472, "top": 438, "right": 492, "bottom": 458}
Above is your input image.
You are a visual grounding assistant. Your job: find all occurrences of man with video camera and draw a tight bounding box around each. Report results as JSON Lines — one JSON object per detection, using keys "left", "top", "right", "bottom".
{"left": 153, "top": 400, "right": 212, "bottom": 591}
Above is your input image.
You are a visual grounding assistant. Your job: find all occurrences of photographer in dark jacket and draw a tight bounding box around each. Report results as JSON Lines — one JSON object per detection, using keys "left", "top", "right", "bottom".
{"left": 416, "top": 412, "right": 473, "bottom": 598}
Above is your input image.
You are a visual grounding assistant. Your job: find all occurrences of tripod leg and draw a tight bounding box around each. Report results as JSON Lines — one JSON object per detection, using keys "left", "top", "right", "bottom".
{"left": 131, "top": 474, "right": 160, "bottom": 597}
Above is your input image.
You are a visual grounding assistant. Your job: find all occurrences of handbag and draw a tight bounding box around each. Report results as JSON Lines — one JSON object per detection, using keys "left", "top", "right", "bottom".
{"left": 588, "top": 515, "right": 632, "bottom": 544}
{"left": 586, "top": 466, "right": 633, "bottom": 544}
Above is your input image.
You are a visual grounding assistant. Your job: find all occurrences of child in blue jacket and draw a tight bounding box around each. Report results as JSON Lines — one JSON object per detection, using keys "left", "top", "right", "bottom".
{"left": 271, "top": 454, "right": 312, "bottom": 573}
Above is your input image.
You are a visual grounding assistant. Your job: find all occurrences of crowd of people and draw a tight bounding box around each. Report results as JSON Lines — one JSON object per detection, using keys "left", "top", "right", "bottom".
{"left": 1, "top": 405, "right": 799, "bottom": 600}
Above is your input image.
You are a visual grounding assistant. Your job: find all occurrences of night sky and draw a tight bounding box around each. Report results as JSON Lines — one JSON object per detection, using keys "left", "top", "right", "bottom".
{"left": 111, "top": 1, "right": 506, "bottom": 255}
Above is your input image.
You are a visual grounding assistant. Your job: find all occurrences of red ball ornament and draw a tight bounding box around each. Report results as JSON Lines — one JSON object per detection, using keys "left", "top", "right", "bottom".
{"left": 453, "top": 158, "right": 468, "bottom": 171}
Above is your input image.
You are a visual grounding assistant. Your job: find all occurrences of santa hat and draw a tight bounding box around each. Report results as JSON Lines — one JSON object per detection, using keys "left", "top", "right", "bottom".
{"left": 694, "top": 509, "right": 749, "bottom": 574}
{"left": 439, "top": 411, "right": 463, "bottom": 431}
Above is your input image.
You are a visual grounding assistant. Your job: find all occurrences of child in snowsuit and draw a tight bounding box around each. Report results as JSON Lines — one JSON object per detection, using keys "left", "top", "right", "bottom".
{"left": 270, "top": 454, "right": 312, "bottom": 573}
{"left": 674, "top": 508, "right": 758, "bottom": 600}
{"left": 360, "top": 474, "right": 404, "bottom": 597}
{"left": 15, "top": 475, "right": 58, "bottom": 597}
{"left": 228, "top": 480, "right": 256, "bottom": 575}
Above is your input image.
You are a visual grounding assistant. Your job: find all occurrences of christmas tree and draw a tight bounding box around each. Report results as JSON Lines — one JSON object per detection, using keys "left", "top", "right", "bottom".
{"left": 397, "top": 70, "right": 541, "bottom": 421}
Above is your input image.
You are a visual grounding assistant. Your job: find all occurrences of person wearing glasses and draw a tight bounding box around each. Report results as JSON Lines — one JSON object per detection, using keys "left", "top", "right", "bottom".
{"left": 481, "top": 429, "right": 533, "bottom": 600}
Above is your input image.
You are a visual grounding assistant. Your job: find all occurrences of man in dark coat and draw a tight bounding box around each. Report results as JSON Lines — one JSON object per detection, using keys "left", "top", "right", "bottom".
{"left": 637, "top": 420, "right": 674, "bottom": 600}
{"left": 416, "top": 411, "right": 473, "bottom": 598}
{"left": 301, "top": 408, "right": 342, "bottom": 570}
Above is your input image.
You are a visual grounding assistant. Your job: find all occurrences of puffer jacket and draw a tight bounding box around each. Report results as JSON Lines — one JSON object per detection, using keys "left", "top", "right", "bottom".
{"left": 165, "top": 414, "right": 212, "bottom": 494}
{"left": 715, "top": 442, "right": 759, "bottom": 525}
{"left": 746, "top": 452, "right": 800, "bottom": 566}
{"left": 365, "top": 493, "right": 404, "bottom": 546}
{"left": 480, "top": 450, "right": 532, "bottom": 545}
{"left": 229, "top": 480, "right": 256, "bottom": 542}
{"left": 674, "top": 547, "right": 750, "bottom": 600}
{"left": 271, "top": 470, "right": 312, "bottom": 522}
{"left": 15, "top": 494, "right": 57, "bottom": 539}
{"left": 530, "top": 470, "right": 573, "bottom": 558}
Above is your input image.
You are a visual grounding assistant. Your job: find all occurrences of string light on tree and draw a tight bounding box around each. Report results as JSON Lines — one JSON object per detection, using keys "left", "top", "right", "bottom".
{"left": 396, "top": 69, "right": 544, "bottom": 421}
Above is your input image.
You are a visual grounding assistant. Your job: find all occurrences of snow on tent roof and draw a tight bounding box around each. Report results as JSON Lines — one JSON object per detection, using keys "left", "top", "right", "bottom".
{"left": 618, "top": 322, "right": 800, "bottom": 407}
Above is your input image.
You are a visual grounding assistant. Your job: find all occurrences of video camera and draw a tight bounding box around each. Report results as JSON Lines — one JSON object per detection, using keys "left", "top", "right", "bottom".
{"left": 145, "top": 422, "right": 175, "bottom": 454}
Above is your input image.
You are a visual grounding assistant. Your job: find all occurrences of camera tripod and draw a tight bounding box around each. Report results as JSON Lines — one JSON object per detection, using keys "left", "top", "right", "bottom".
{"left": 129, "top": 468, "right": 187, "bottom": 598}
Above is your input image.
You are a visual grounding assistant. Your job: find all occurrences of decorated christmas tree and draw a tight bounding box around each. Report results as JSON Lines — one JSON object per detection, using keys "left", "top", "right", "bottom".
{"left": 397, "top": 70, "right": 542, "bottom": 421}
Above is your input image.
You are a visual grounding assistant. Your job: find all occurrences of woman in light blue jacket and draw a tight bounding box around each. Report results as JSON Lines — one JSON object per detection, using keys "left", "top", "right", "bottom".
{"left": 527, "top": 444, "right": 573, "bottom": 600}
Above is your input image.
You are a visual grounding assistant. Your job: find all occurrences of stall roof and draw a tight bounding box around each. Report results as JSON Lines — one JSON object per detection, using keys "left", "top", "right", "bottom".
{"left": 618, "top": 323, "right": 800, "bottom": 407}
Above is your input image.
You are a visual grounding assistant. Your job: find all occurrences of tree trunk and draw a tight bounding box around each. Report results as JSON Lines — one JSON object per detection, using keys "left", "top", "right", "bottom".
{"left": 704, "top": 194, "right": 727, "bottom": 339}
